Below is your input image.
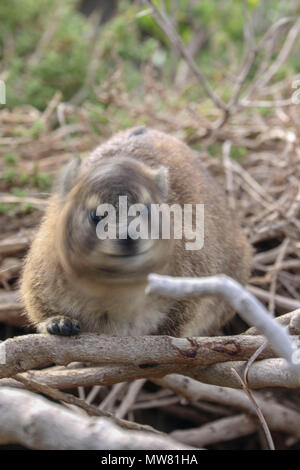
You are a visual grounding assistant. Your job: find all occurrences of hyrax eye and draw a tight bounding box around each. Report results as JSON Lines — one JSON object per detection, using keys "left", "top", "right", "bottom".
{"left": 89, "top": 209, "right": 108, "bottom": 225}
{"left": 89, "top": 209, "right": 100, "bottom": 225}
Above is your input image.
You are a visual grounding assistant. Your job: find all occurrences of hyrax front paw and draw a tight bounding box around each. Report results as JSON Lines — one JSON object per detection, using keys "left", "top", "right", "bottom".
{"left": 39, "top": 316, "right": 80, "bottom": 336}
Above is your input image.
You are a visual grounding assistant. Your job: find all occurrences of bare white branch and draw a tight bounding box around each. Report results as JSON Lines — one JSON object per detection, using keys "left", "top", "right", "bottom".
{"left": 147, "top": 274, "right": 300, "bottom": 374}
{"left": 0, "top": 387, "right": 192, "bottom": 450}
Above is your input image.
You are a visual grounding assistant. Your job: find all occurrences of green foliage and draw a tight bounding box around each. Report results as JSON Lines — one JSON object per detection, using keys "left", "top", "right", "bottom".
{"left": 1, "top": 0, "right": 165, "bottom": 109}
{"left": 0, "top": 200, "right": 35, "bottom": 215}
{"left": 0, "top": 0, "right": 91, "bottom": 109}
{"left": 207, "top": 143, "right": 222, "bottom": 157}
{"left": 0, "top": 0, "right": 299, "bottom": 132}
{"left": 230, "top": 145, "right": 248, "bottom": 160}
{"left": 4, "top": 152, "right": 20, "bottom": 166}
{"left": 32, "top": 170, "right": 52, "bottom": 191}
{"left": 2, "top": 168, "right": 18, "bottom": 183}
{"left": 11, "top": 187, "right": 28, "bottom": 197}
{"left": 1, "top": 164, "right": 52, "bottom": 191}
{"left": 0, "top": 203, "right": 14, "bottom": 214}
{"left": 206, "top": 143, "right": 247, "bottom": 160}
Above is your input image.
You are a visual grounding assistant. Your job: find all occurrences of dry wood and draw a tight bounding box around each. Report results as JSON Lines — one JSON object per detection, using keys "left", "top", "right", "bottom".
{"left": 248, "top": 286, "right": 300, "bottom": 312}
{"left": 152, "top": 374, "right": 300, "bottom": 439}
{"left": 2, "top": 355, "right": 300, "bottom": 392}
{"left": 0, "top": 230, "right": 35, "bottom": 255}
{"left": 13, "top": 373, "right": 159, "bottom": 435}
{"left": 0, "top": 332, "right": 278, "bottom": 379}
{"left": 171, "top": 414, "right": 257, "bottom": 447}
{"left": 0, "top": 387, "right": 192, "bottom": 450}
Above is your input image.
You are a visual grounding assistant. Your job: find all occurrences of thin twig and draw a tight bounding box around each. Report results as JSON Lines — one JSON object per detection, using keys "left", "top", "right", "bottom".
{"left": 231, "top": 368, "right": 275, "bottom": 450}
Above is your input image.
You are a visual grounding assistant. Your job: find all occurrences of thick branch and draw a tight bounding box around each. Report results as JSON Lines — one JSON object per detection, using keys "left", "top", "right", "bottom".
{"left": 2, "top": 356, "right": 299, "bottom": 392}
{"left": 13, "top": 372, "right": 159, "bottom": 435}
{"left": 190, "top": 358, "right": 300, "bottom": 389}
{"left": 0, "top": 332, "right": 276, "bottom": 379}
{"left": 0, "top": 387, "right": 192, "bottom": 450}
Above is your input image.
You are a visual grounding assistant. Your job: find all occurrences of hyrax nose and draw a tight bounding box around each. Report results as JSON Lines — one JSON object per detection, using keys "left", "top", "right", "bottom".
{"left": 118, "top": 232, "right": 139, "bottom": 254}
{"left": 124, "top": 234, "right": 136, "bottom": 244}
{"left": 121, "top": 233, "right": 137, "bottom": 246}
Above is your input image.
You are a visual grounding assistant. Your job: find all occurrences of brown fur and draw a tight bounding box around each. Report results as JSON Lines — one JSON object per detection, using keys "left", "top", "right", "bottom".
{"left": 20, "top": 127, "right": 252, "bottom": 337}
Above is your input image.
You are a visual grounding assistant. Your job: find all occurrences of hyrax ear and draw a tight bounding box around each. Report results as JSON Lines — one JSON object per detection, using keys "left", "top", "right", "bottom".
{"left": 58, "top": 156, "right": 82, "bottom": 196}
{"left": 153, "top": 166, "right": 169, "bottom": 199}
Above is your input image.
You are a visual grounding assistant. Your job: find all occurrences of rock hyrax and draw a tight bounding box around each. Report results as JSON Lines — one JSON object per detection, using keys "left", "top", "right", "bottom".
{"left": 21, "top": 127, "right": 252, "bottom": 337}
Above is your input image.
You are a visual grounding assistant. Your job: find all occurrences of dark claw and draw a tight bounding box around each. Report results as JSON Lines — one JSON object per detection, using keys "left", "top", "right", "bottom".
{"left": 47, "top": 321, "right": 59, "bottom": 335}
{"left": 60, "top": 321, "right": 72, "bottom": 336}
{"left": 46, "top": 317, "right": 80, "bottom": 336}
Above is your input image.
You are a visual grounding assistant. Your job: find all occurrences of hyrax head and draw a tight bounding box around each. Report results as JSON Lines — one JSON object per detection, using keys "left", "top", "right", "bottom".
{"left": 56, "top": 155, "right": 171, "bottom": 286}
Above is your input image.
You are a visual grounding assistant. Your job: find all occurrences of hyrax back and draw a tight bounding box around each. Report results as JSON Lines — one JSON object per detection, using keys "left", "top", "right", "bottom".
{"left": 21, "top": 127, "right": 252, "bottom": 337}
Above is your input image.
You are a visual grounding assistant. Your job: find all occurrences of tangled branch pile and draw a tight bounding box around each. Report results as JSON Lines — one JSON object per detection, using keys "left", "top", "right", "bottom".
{"left": 0, "top": 1, "right": 300, "bottom": 451}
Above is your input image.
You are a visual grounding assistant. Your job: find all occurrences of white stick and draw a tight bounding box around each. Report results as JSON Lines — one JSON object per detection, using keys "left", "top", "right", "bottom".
{"left": 147, "top": 274, "right": 300, "bottom": 374}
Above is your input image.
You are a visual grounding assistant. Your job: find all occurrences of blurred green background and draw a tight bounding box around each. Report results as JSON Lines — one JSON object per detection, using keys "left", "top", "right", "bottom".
{"left": 1, "top": 0, "right": 299, "bottom": 110}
